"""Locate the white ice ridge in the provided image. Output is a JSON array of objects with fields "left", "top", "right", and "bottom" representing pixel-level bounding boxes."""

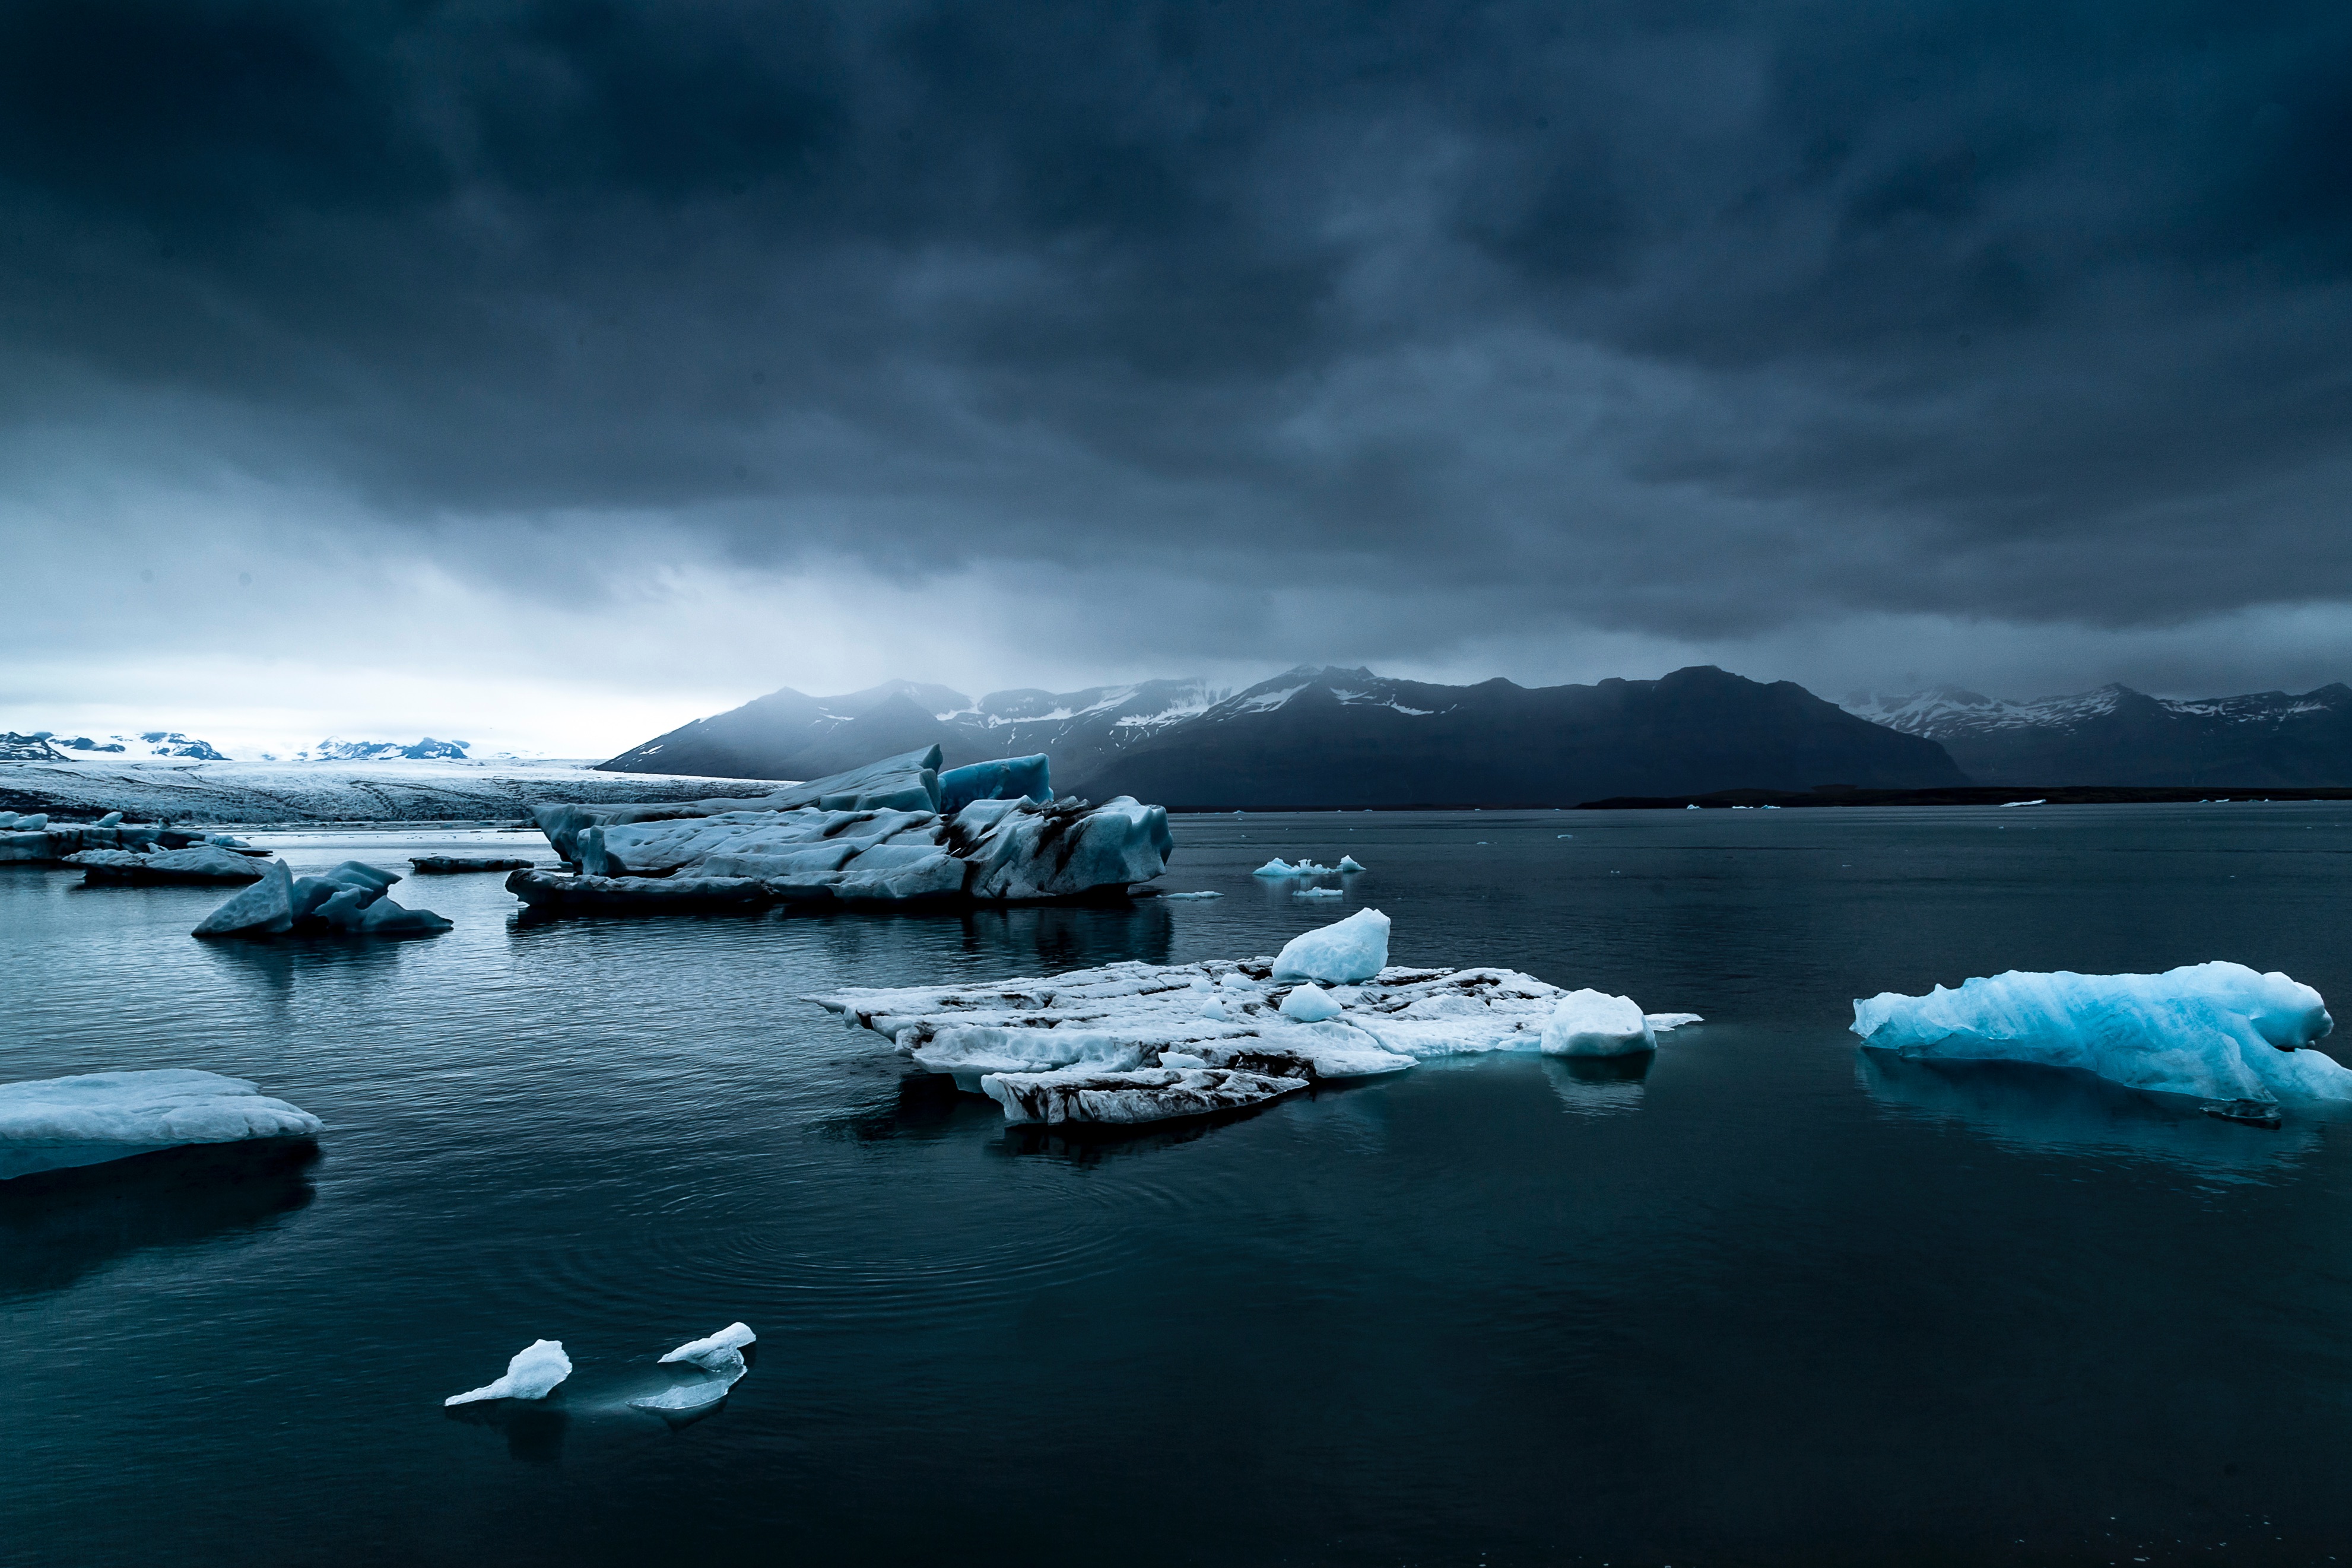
[
  {"left": 446, "top": 1340, "right": 572, "bottom": 1405},
  {"left": 806, "top": 913, "right": 1696, "bottom": 1126},
  {"left": 660, "top": 1323, "right": 756, "bottom": 1366},
  {"left": 1252, "top": 858, "right": 1337, "bottom": 877},
  {"left": 193, "top": 859, "right": 453, "bottom": 939},
  {"left": 513, "top": 745, "right": 1173, "bottom": 910},
  {"left": 1852, "top": 961, "right": 2352, "bottom": 1104},
  {"left": 0, "top": 1069, "right": 323, "bottom": 1181}
]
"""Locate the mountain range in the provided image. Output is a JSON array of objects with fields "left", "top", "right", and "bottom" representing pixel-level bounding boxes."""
[
  {"left": 601, "top": 665, "right": 1964, "bottom": 807},
  {"left": 1842, "top": 683, "right": 2352, "bottom": 786}
]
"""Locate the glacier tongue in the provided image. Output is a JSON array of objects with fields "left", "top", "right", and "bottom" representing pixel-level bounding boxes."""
[{"left": 1851, "top": 961, "right": 2350, "bottom": 1103}]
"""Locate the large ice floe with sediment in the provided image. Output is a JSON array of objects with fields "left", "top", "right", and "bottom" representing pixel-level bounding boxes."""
[
  {"left": 509, "top": 746, "right": 1172, "bottom": 912},
  {"left": 808, "top": 909, "right": 1697, "bottom": 1127},
  {"left": 1852, "top": 962, "right": 2352, "bottom": 1105},
  {"left": 0, "top": 1069, "right": 322, "bottom": 1180}
]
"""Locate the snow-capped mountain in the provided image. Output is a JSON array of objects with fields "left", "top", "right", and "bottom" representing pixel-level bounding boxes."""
[
  {"left": 604, "top": 664, "right": 1962, "bottom": 806},
  {"left": 599, "top": 678, "right": 1230, "bottom": 786},
  {"left": 286, "top": 737, "right": 472, "bottom": 762},
  {"left": 15, "top": 730, "right": 234, "bottom": 761},
  {"left": 1842, "top": 683, "right": 2352, "bottom": 785}
]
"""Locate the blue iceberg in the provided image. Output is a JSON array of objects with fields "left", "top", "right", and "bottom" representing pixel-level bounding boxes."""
[
  {"left": 937, "top": 753, "right": 1050, "bottom": 814},
  {"left": 1852, "top": 961, "right": 2352, "bottom": 1104}
]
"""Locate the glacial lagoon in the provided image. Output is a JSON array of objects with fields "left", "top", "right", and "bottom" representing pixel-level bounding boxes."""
[{"left": 7, "top": 805, "right": 2352, "bottom": 1565}]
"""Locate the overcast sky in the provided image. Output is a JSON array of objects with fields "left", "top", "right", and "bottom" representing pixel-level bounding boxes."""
[{"left": 6, "top": 1, "right": 2351, "bottom": 757}]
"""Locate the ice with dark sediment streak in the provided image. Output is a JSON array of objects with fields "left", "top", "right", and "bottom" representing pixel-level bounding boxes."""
[
  {"left": 0, "top": 1069, "right": 322, "bottom": 1180},
  {"left": 445, "top": 1340, "right": 572, "bottom": 1405},
  {"left": 514, "top": 746, "right": 1173, "bottom": 910},
  {"left": 808, "top": 912, "right": 1697, "bottom": 1126},
  {"left": 1851, "top": 961, "right": 2351, "bottom": 1104}
]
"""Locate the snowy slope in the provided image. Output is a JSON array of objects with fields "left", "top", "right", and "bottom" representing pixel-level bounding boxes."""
[
  {"left": 0, "top": 757, "right": 791, "bottom": 825},
  {"left": 601, "top": 677, "right": 1229, "bottom": 785},
  {"left": 1842, "top": 683, "right": 2352, "bottom": 785}
]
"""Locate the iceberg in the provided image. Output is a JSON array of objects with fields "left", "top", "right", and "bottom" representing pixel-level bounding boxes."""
[
  {"left": 1272, "top": 907, "right": 1391, "bottom": 983},
  {"left": 445, "top": 1340, "right": 572, "bottom": 1405},
  {"left": 808, "top": 912, "right": 1691, "bottom": 1128},
  {"left": 1337, "top": 855, "right": 1366, "bottom": 872},
  {"left": 512, "top": 748, "right": 1172, "bottom": 913},
  {"left": 1539, "top": 990, "right": 1656, "bottom": 1056},
  {"left": 1253, "top": 858, "right": 1337, "bottom": 878},
  {"left": 68, "top": 845, "right": 266, "bottom": 884},
  {"left": 195, "top": 859, "right": 452, "bottom": 939},
  {"left": 0, "top": 1069, "right": 321, "bottom": 1180},
  {"left": 1851, "top": 962, "right": 2352, "bottom": 1104}
]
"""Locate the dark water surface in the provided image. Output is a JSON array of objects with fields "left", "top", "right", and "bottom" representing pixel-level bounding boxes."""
[{"left": 6, "top": 807, "right": 2352, "bottom": 1566}]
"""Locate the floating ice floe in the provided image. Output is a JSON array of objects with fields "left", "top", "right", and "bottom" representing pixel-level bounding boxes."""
[
  {"left": 1296, "top": 886, "right": 1345, "bottom": 898},
  {"left": 410, "top": 855, "right": 534, "bottom": 874},
  {"left": 509, "top": 746, "right": 1172, "bottom": 913},
  {"left": 1852, "top": 962, "right": 2352, "bottom": 1106},
  {"left": 0, "top": 1068, "right": 321, "bottom": 1180},
  {"left": 66, "top": 845, "right": 266, "bottom": 884},
  {"left": 634, "top": 1322, "right": 757, "bottom": 1412},
  {"left": 193, "top": 859, "right": 453, "bottom": 938},
  {"left": 446, "top": 1340, "right": 572, "bottom": 1405},
  {"left": 1252, "top": 858, "right": 1338, "bottom": 878},
  {"left": 1159, "top": 891, "right": 1223, "bottom": 900},
  {"left": 1337, "top": 855, "right": 1366, "bottom": 872},
  {"left": 807, "top": 911, "right": 1697, "bottom": 1128}
]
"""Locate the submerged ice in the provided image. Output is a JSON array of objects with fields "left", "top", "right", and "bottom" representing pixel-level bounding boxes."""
[
  {"left": 1852, "top": 961, "right": 2352, "bottom": 1104},
  {"left": 0, "top": 1068, "right": 322, "bottom": 1180},
  {"left": 808, "top": 911, "right": 1695, "bottom": 1128}
]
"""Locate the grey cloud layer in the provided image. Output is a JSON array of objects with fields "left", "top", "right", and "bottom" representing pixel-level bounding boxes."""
[{"left": 5, "top": 0, "right": 2351, "bottom": 660}]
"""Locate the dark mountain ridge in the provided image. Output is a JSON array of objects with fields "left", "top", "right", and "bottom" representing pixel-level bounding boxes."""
[
  {"left": 1843, "top": 682, "right": 2352, "bottom": 786},
  {"left": 603, "top": 664, "right": 1964, "bottom": 807}
]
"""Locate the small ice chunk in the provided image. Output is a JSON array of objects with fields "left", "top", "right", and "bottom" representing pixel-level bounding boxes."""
[
  {"left": 659, "top": 1322, "right": 757, "bottom": 1367},
  {"left": 1252, "top": 858, "right": 1297, "bottom": 877},
  {"left": 1160, "top": 891, "right": 1223, "bottom": 899},
  {"left": 1272, "top": 907, "right": 1391, "bottom": 983},
  {"left": 1280, "top": 982, "right": 1342, "bottom": 1022},
  {"left": 97, "top": 811, "right": 123, "bottom": 827},
  {"left": 1540, "top": 990, "right": 1657, "bottom": 1056},
  {"left": 1645, "top": 1012, "right": 1704, "bottom": 1030},
  {"left": 1337, "top": 855, "right": 1366, "bottom": 872},
  {"left": 445, "top": 1340, "right": 571, "bottom": 1405},
  {"left": 1296, "top": 886, "right": 1344, "bottom": 899}
]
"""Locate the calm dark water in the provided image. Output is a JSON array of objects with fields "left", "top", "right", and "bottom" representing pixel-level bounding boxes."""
[{"left": 6, "top": 807, "right": 2352, "bottom": 1567}]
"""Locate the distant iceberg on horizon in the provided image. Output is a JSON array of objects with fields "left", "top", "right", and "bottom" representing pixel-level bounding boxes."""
[{"left": 509, "top": 746, "right": 1173, "bottom": 912}]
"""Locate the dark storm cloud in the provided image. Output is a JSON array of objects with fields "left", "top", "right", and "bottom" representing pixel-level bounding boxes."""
[{"left": 5, "top": 0, "right": 2352, "bottom": 652}]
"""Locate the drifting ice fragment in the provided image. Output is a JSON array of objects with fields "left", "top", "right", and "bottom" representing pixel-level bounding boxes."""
[
  {"left": 1645, "top": 1012, "right": 1705, "bottom": 1030},
  {"left": 1272, "top": 908, "right": 1391, "bottom": 983},
  {"left": 1337, "top": 855, "right": 1366, "bottom": 872},
  {"left": 445, "top": 1340, "right": 572, "bottom": 1405},
  {"left": 1540, "top": 991, "right": 1656, "bottom": 1056},
  {"left": 69, "top": 845, "right": 264, "bottom": 884},
  {"left": 660, "top": 1322, "right": 757, "bottom": 1366},
  {"left": 199, "top": 859, "right": 449, "bottom": 938},
  {"left": 192, "top": 860, "right": 296, "bottom": 937},
  {"left": 1852, "top": 961, "right": 2352, "bottom": 1104},
  {"left": 0, "top": 1068, "right": 322, "bottom": 1180},
  {"left": 1296, "top": 887, "right": 1344, "bottom": 899},
  {"left": 1160, "top": 891, "right": 1223, "bottom": 899}
]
